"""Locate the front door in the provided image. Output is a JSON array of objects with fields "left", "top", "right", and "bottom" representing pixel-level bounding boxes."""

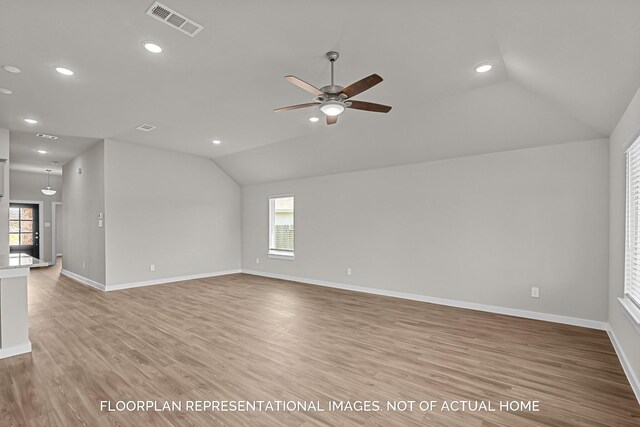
[{"left": 9, "top": 203, "right": 40, "bottom": 258}]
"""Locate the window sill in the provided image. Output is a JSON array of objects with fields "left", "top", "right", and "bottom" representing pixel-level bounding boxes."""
[
  {"left": 268, "top": 251, "right": 295, "bottom": 261},
  {"left": 618, "top": 297, "right": 640, "bottom": 331}
]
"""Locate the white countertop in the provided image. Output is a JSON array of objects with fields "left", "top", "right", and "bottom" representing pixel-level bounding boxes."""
[{"left": 0, "top": 254, "right": 49, "bottom": 270}]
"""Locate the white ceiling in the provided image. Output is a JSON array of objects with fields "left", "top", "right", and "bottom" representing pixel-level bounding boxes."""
[
  {"left": 9, "top": 131, "right": 100, "bottom": 176},
  {"left": 1, "top": 0, "right": 638, "bottom": 184}
]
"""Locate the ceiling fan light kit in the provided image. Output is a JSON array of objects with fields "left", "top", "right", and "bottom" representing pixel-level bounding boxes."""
[
  {"left": 320, "top": 101, "right": 345, "bottom": 117},
  {"left": 275, "top": 51, "right": 392, "bottom": 125}
]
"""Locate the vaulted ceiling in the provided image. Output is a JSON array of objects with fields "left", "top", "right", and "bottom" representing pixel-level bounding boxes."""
[{"left": 1, "top": 0, "right": 638, "bottom": 184}]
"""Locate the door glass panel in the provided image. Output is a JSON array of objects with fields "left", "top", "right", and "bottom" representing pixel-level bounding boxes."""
[
  {"left": 21, "top": 208, "right": 33, "bottom": 220},
  {"left": 8, "top": 204, "right": 38, "bottom": 256}
]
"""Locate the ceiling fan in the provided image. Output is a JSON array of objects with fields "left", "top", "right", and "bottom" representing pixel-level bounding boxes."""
[{"left": 274, "top": 51, "right": 391, "bottom": 125}]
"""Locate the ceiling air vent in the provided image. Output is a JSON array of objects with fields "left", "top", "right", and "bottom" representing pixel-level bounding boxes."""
[
  {"left": 136, "top": 124, "right": 156, "bottom": 132},
  {"left": 36, "top": 133, "right": 59, "bottom": 140},
  {"left": 146, "top": 2, "right": 203, "bottom": 37}
]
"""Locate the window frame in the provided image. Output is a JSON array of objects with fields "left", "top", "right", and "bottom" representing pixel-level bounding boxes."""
[
  {"left": 268, "top": 194, "right": 295, "bottom": 260},
  {"left": 623, "top": 134, "right": 640, "bottom": 327}
]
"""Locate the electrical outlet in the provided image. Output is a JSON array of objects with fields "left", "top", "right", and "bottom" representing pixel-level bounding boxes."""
[
  {"left": 346, "top": 267, "right": 352, "bottom": 276},
  {"left": 256, "top": 257, "right": 260, "bottom": 264},
  {"left": 82, "top": 261, "right": 86, "bottom": 269},
  {"left": 531, "top": 287, "right": 540, "bottom": 298},
  {"left": 150, "top": 264, "right": 156, "bottom": 272}
]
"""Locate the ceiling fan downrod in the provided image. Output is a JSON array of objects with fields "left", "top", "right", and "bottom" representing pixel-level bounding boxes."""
[{"left": 325, "top": 51, "right": 340, "bottom": 93}]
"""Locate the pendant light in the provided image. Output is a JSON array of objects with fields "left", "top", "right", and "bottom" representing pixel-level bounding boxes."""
[{"left": 41, "top": 169, "right": 56, "bottom": 196}]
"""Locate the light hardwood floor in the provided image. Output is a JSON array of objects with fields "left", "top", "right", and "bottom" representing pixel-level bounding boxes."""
[{"left": 0, "top": 261, "right": 638, "bottom": 426}]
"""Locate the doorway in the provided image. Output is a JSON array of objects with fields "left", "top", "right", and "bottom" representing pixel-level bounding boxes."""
[{"left": 9, "top": 203, "right": 40, "bottom": 258}]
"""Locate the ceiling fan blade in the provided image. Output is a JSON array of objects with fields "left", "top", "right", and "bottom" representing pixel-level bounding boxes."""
[
  {"left": 348, "top": 100, "right": 392, "bottom": 113},
  {"left": 326, "top": 115, "right": 338, "bottom": 125},
  {"left": 274, "top": 103, "right": 319, "bottom": 112},
  {"left": 341, "top": 74, "right": 383, "bottom": 98},
  {"left": 284, "top": 75, "right": 324, "bottom": 96}
]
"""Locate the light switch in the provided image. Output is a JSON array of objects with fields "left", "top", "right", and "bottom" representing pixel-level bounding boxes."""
[{"left": 44, "top": 222, "right": 51, "bottom": 227}]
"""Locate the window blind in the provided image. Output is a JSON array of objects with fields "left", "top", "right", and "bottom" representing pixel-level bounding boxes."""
[{"left": 625, "top": 136, "right": 640, "bottom": 308}]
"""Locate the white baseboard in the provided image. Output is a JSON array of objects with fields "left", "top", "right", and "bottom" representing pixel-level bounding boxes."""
[
  {"left": 607, "top": 326, "right": 640, "bottom": 405},
  {"left": 105, "top": 269, "right": 241, "bottom": 291},
  {"left": 61, "top": 268, "right": 241, "bottom": 292},
  {"left": 60, "top": 269, "right": 106, "bottom": 291},
  {"left": 241, "top": 270, "right": 608, "bottom": 330},
  {"left": 0, "top": 341, "right": 32, "bottom": 359}
]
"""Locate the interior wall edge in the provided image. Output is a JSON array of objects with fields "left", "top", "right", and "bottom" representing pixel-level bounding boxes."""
[
  {"left": 241, "top": 269, "right": 607, "bottom": 330},
  {"left": 60, "top": 269, "right": 106, "bottom": 292},
  {"left": 607, "top": 325, "right": 640, "bottom": 404},
  {"left": 104, "top": 269, "right": 242, "bottom": 292},
  {"left": 0, "top": 342, "right": 32, "bottom": 359}
]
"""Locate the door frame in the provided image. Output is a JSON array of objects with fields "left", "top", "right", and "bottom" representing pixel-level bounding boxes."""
[
  {"left": 10, "top": 200, "right": 44, "bottom": 262},
  {"left": 51, "top": 201, "right": 62, "bottom": 264}
]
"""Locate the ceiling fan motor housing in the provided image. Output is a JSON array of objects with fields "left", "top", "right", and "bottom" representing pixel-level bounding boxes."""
[{"left": 320, "top": 85, "right": 344, "bottom": 95}]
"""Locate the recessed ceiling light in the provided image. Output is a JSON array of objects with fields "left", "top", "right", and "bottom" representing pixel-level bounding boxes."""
[
  {"left": 55, "top": 67, "right": 74, "bottom": 76},
  {"left": 0, "top": 87, "right": 12, "bottom": 95},
  {"left": 37, "top": 150, "right": 47, "bottom": 154},
  {"left": 24, "top": 118, "right": 38, "bottom": 124},
  {"left": 2, "top": 65, "right": 21, "bottom": 74},
  {"left": 143, "top": 42, "right": 163, "bottom": 53},
  {"left": 475, "top": 63, "right": 493, "bottom": 73},
  {"left": 308, "top": 117, "right": 320, "bottom": 123},
  {"left": 212, "top": 140, "right": 221, "bottom": 145}
]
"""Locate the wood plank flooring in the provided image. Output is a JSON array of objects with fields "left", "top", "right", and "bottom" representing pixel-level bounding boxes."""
[{"left": 0, "top": 261, "right": 638, "bottom": 426}]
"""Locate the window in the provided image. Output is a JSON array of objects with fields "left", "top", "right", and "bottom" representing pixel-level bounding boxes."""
[
  {"left": 269, "top": 195, "right": 294, "bottom": 259},
  {"left": 624, "top": 135, "right": 640, "bottom": 317},
  {"left": 9, "top": 206, "right": 34, "bottom": 247}
]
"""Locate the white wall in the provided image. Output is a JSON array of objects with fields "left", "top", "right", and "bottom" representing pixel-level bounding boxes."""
[
  {"left": 609, "top": 87, "right": 640, "bottom": 388},
  {"left": 103, "top": 139, "right": 241, "bottom": 286},
  {"left": 62, "top": 142, "right": 106, "bottom": 285},
  {"left": 243, "top": 139, "right": 609, "bottom": 322},
  {"left": 9, "top": 170, "right": 62, "bottom": 262},
  {"left": 0, "top": 129, "right": 9, "bottom": 257}
]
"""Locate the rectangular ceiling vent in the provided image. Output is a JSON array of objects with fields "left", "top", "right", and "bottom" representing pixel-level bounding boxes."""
[
  {"left": 146, "top": 2, "right": 203, "bottom": 37},
  {"left": 136, "top": 124, "right": 156, "bottom": 132},
  {"left": 36, "top": 133, "right": 59, "bottom": 140}
]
